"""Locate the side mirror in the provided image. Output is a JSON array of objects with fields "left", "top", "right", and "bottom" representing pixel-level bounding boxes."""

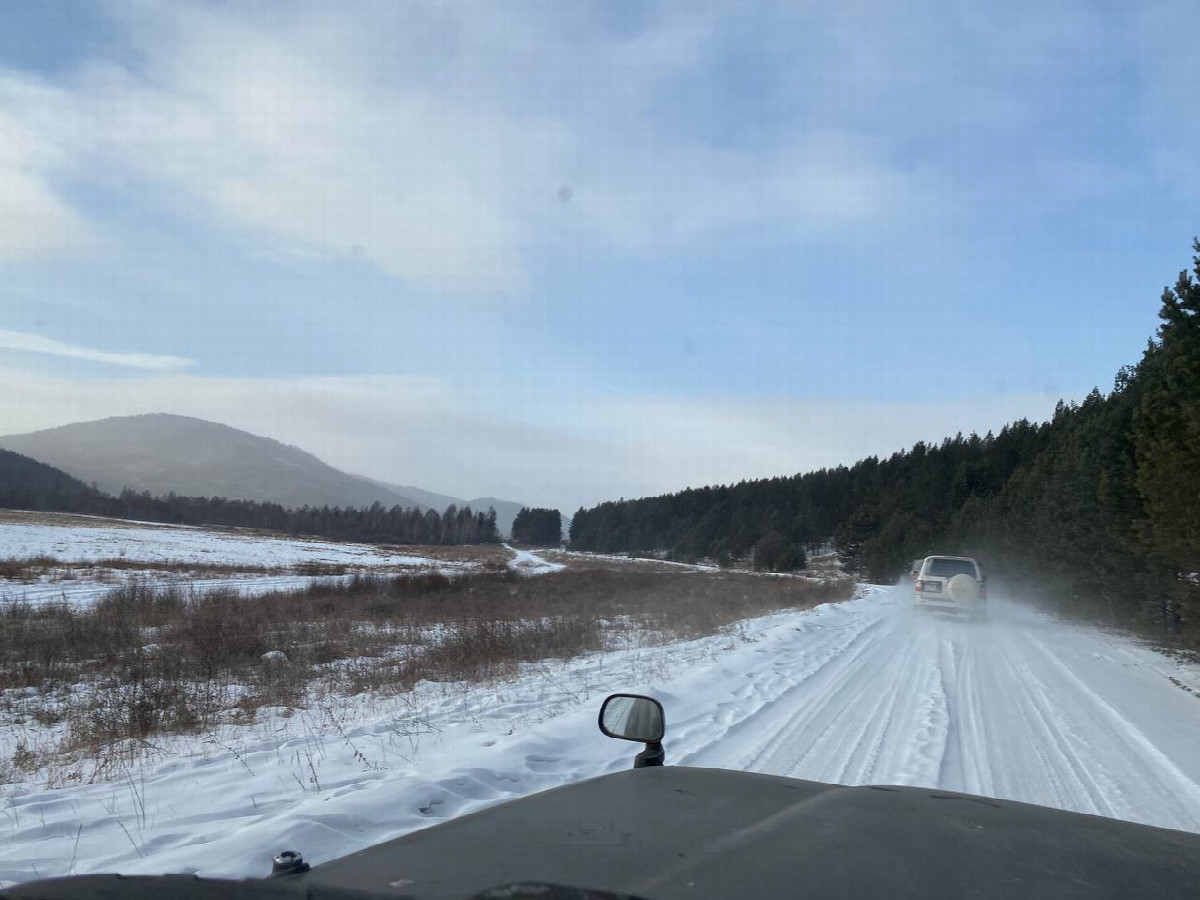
[
  {"left": 600, "top": 693, "right": 665, "bottom": 742},
  {"left": 599, "top": 694, "right": 666, "bottom": 768}
]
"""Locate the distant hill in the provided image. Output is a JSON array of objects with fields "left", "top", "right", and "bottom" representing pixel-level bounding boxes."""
[
  {"left": 0, "top": 414, "right": 420, "bottom": 511},
  {"left": 0, "top": 447, "right": 93, "bottom": 506},
  {"left": 363, "top": 478, "right": 526, "bottom": 538}
]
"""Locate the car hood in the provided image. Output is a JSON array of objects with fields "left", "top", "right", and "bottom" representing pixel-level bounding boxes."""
[{"left": 300, "top": 766, "right": 1200, "bottom": 899}]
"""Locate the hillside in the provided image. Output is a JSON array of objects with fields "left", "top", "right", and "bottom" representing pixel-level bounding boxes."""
[
  {"left": 0, "top": 447, "right": 93, "bottom": 508},
  {"left": 0, "top": 414, "right": 420, "bottom": 510}
]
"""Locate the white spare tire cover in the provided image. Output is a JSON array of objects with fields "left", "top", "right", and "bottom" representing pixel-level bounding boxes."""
[{"left": 947, "top": 573, "right": 980, "bottom": 604}]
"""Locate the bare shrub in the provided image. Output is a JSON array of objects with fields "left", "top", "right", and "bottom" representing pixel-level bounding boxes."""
[
  {"left": 2, "top": 565, "right": 853, "bottom": 765},
  {"left": 0, "top": 555, "right": 60, "bottom": 580},
  {"left": 295, "top": 560, "right": 348, "bottom": 577},
  {"left": 1, "top": 555, "right": 284, "bottom": 579}
]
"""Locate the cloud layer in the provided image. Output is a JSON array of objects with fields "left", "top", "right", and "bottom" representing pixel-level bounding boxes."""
[{"left": 0, "top": 2, "right": 951, "bottom": 293}]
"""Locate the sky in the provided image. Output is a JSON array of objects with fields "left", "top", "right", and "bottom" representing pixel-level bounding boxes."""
[{"left": 0, "top": 0, "right": 1196, "bottom": 512}]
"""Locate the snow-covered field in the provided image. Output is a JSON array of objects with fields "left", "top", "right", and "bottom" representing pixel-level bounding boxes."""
[
  {"left": 0, "top": 514, "right": 481, "bottom": 607},
  {"left": 0, "top": 518, "right": 440, "bottom": 567},
  {"left": 4, "top": 583, "right": 1200, "bottom": 887}
]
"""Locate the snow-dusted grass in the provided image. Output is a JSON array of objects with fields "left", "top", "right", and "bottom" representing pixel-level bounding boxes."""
[
  {"left": 0, "top": 517, "right": 436, "bottom": 568},
  {"left": 4, "top": 583, "right": 1200, "bottom": 888},
  {"left": 0, "top": 511, "right": 504, "bottom": 609},
  {"left": 0, "top": 559, "right": 852, "bottom": 789}
]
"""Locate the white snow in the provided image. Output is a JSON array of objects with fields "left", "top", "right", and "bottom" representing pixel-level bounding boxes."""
[
  {"left": 0, "top": 573, "right": 352, "bottom": 607},
  {"left": 0, "top": 517, "right": 476, "bottom": 607},
  {"left": 0, "top": 520, "right": 443, "bottom": 568},
  {"left": 3, "top": 583, "right": 1200, "bottom": 887}
]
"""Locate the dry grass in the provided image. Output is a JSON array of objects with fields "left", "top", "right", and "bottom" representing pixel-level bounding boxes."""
[
  {"left": 0, "top": 556, "right": 291, "bottom": 583},
  {"left": 0, "top": 555, "right": 62, "bottom": 580},
  {"left": 0, "top": 547, "right": 506, "bottom": 585},
  {"left": 1, "top": 565, "right": 853, "bottom": 776}
]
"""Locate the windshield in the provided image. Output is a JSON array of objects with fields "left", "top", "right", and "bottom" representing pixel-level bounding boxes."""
[
  {"left": 1, "top": 2, "right": 1198, "bottom": 891},
  {"left": 925, "top": 559, "right": 979, "bottom": 579}
]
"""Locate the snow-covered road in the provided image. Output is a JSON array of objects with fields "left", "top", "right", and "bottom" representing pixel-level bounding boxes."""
[
  {"left": 4, "top": 583, "right": 1200, "bottom": 885},
  {"left": 676, "top": 585, "right": 1200, "bottom": 830}
]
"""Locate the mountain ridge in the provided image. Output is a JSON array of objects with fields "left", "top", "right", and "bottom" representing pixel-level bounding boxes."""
[
  {"left": 0, "top": 415, "right": 521, "bottom": 520},
  {"left": 360, "top": 477, "right": 525, "bottom": 538}
]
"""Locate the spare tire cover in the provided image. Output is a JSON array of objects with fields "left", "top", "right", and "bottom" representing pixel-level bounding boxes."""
[{"left": 947, "top": 573, "right": 980, "bottom": 604}]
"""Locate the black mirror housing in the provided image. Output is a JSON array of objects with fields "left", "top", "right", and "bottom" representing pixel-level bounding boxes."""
[{"left": 599, "top": 694, "right": 667, "bottom": 769}]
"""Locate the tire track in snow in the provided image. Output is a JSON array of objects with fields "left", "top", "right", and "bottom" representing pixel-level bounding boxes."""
[
  {"left": 993, "top": 637, "right": 1121, "bottom": 817},
  {"left": 1020, "top": 632, "right": 1200, "bottom": 826},
  {"left": 679, "top": 585, "right": 1200, "bottom": 834},
  {"left": 673, "top": 597, "right": 896, "bottom": 771},
  {"left": 682, "top": 591, "right": 952, "bottom": 789}
]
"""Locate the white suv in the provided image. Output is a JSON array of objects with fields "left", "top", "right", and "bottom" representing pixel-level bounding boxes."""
[{"left": 914, "top": 555, "right": 987, "bottom": 618}]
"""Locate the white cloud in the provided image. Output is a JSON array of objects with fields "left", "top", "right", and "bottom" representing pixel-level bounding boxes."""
[
  {"left": 0, "top": 109, "right": 90, "bottom": 262},
  {"left": 0, "top": 2, "right": 942, "bottom": 293},
  {"left": 0, "top": 368, "right": 1067, "bottom": 512},
  {"left": 0, "top": 330, "right": 193, "bottom": 370}
]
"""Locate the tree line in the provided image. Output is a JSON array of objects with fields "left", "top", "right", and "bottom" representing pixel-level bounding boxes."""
[
  {"left": 570, "top": 241, "right": 1200, "bottom": 647},
  {"left": 0, "top": 452, "right": 500, "bottom": 545},
  {"left": 511, "top": 507, "right": 563, "bottom": 545}
]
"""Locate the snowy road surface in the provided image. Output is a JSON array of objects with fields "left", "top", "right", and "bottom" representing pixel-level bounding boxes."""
[
  {"left": 4, "top": 584, "right": 1200, "bottom": 885},
  {"left": 678, "top": 587, "right": 1200, "bottom": 827}
]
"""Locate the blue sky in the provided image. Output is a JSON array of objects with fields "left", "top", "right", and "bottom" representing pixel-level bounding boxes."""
[{"left": 1, "top": 1, "right": 1196, "bottom": 511}]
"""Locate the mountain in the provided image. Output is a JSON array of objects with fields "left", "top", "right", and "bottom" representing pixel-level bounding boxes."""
[
  {"left": 0, "top": 415, "right": 420, "bottom": 511},
  {"left": 363, "top": 478, "right": 526, "bottom": 538},
  {"left": 357, "top": 481, "right": 460, "bottom": 512}
]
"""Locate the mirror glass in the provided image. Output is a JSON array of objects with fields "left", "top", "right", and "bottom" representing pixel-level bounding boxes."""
[{"left": 600, "top": 694, "right": 664, "bottom": 743}]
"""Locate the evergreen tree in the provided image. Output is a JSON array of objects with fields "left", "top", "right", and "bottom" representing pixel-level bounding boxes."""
[
  {"left": 512, "top": 507, "right": 563, "bottom": 545},
  {"left": 1132, "top": 241, "right": 1200, "bottom": 639},
  {"left": 566, "top": 241, "right": 1200, "bottom": 648}
]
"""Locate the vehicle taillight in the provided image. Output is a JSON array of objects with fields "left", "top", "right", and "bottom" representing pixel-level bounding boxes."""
[
  {"left": 915, "top": 580, "right": 923, "bottom": 591},
  {"left": 980, "top": 582, "right": 988, "bottom": 600}
]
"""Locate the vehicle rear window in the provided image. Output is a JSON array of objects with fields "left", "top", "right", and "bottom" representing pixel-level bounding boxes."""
[{"left": 926, "top": 558, "right": 978, "bottom": 578}]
